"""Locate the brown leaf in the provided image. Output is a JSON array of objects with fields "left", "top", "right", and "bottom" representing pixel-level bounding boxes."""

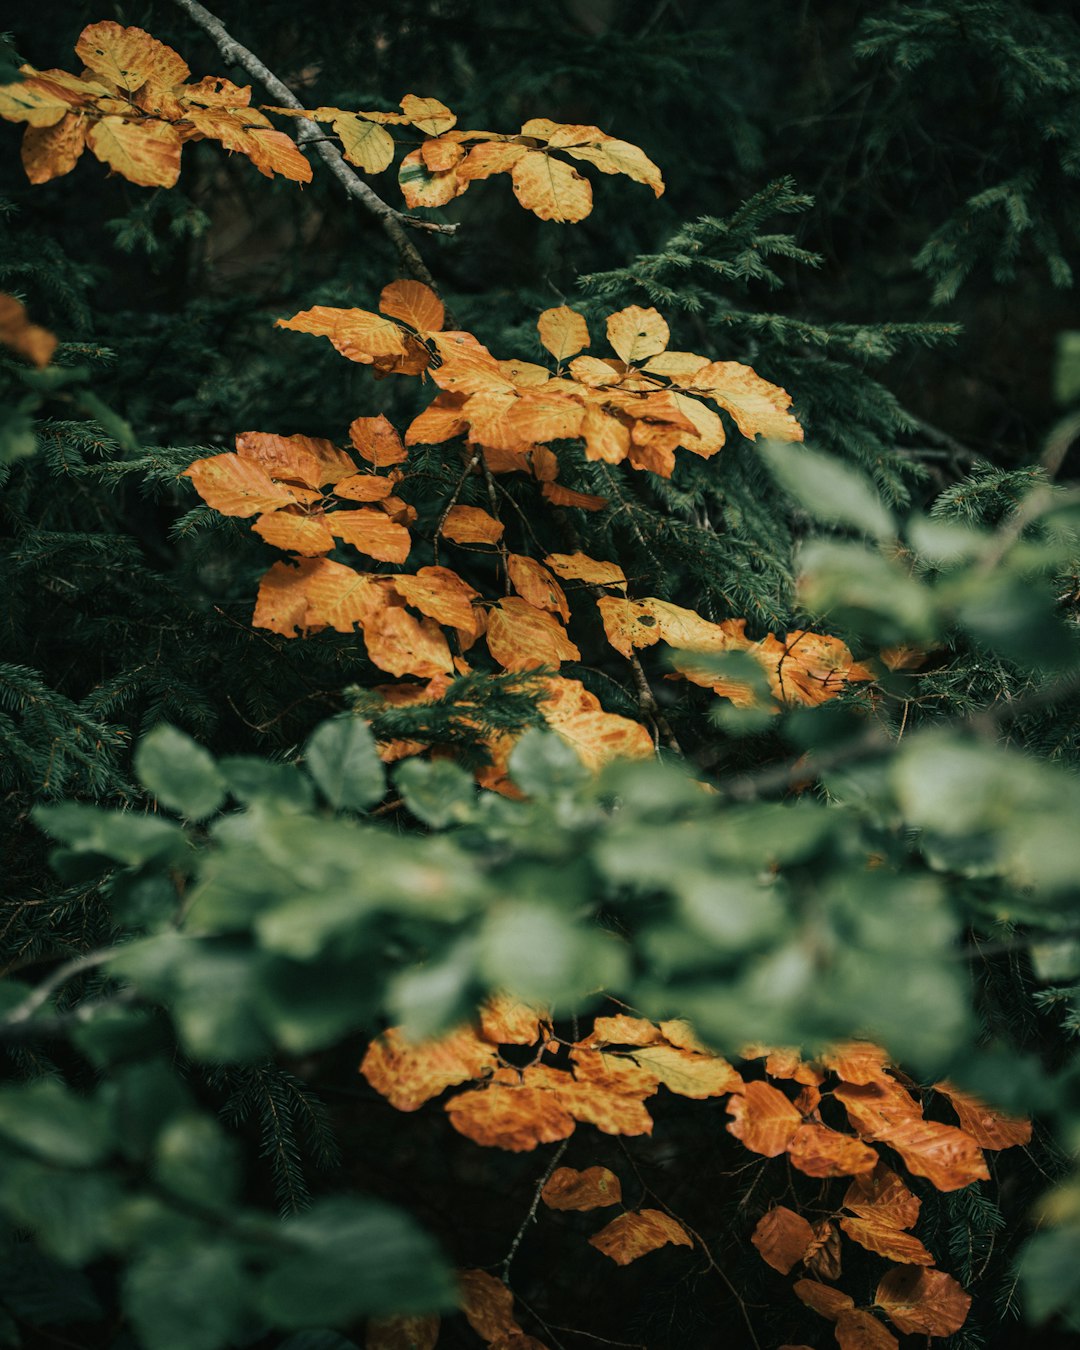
[
  {"left": 537, "top": 305, "right": 590, "bottom": 362},
  {"left": 380, "top": 279, "right": 445, "bottom": 334},
  {"left": 840, "top": 1216, "right": 934, "bottom": 1265},
  {"left": 458, "top": 1269, "right": 520, "bottom": 1342},
  {"left": 726, "top": 1080, "right": 801, "bottom": 1157},
  {"left": 833, "top": 1079, "right": 923, "bottom": 1141},
  {"left": 875, "top": 1266, "right": 971, "bottom": 1336},
  {"left": 843, "top": 1164, "right": 922, "bottom": 1230},
  {"left": 487, "top": 598, "right": 580, "bottom": 671},
  {"left": 540, "top": 481, "right": 608, "bottom": 511},
  {"left": 793, "top": 1279, "right": 856, "bottom": 1322},
  {"left": 751, "top": 1206, "right": 815, "bottom": 1275},
  {"left": 541, "top": 1165, "right": 622, "bottom": 1211},
  {"left": 21, "top": 113, "right": 87, "bottom": 184},
  {"left": 804, "top": 1220, "right": 843, "bottom": 1281},
  {"left": 446, "top": 1082, "right": 576, "bottom": 1151},
  {"left": 87, "top": 117, "right": 181, "bottom": 188},
  {"left": 360, "top": 1026, "right": 496, "bottom": 1111},
  {"left": 588, "top": 1210, "right": 692, "bottom": 1265},
  {"left": 441, "top": 505, "right": 504, "bottom": 545},
  {"left": 606, "top": 306, "right": 670, "bottom": 365},
  {"left": 236, "top": 429, "right": 354, "bottom": 487},
  {"left": 507, "top": 554, "right": 570, "bottom": 621},
  {"left": 877, "top": 1117, "right": 990, "bottom": 1192},
  {"left": 835, "top": 1310, "right": 899, "bottom": 1350},
  {"left": 787, "top": 1123, "right": 878, "bottom": 1178},
  {"left": 933, "top": 1082, "right": 1033, "bottom": 1150},
  {"left": 392, "top": 566, "right": 482, "bottom": 635},
  {"left": 364, "top": 607, "right": 453, "bottom": 679},
  {"left": 0, "top": 293, "right": 57, "bottom": 367},
  {"left": 511, "top": 151, "right": 592, "bottom": 222},
  {"left": 365, "top": 1314, "right": 440, "bottom": 1350},
  {"left": 488, "top": 1337, "right": 550, "bottom": 1350},
  {"left": 252, "top": 509, "right": 335, "bottom": 555},
  {"left": 328, "top": 508, "right": 411, "bottom": 564},
  {"left": 348, "top": 414, "right": 410, "bottom": 465},
  {"left": 334, "top": 474, "right": 396, "bottom": 503}
]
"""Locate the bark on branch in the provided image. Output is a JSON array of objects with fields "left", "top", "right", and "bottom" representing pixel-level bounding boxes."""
[{"left": 171, "top": 0, "right": 453, "bottom": 291}]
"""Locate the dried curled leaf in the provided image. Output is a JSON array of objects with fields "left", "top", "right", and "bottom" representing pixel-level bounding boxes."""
[
  {"left": 459, "top": 1269, "right": 520, "bottom": 1342},
  {"left": 541, "top": 1165, "right": 622, "bottom": 1212},
  {"left": 588, "top": 1209, "right": 693, "bottom": 1265},
  {"left": 751, "top": 1206, "right": 815, "bottom": 1275},
  {"left": 875, "top": 1266, "right": 971, "bottom": 1337}
]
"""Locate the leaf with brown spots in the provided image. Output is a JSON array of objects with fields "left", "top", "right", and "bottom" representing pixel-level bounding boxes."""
[{"left": 541, "top": 1165, "right": 622, "bottom": 1212}]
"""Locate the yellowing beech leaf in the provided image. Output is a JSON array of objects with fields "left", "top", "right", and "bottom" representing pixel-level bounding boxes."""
[
  {"left": 659, "top": 1019, "right": 710, "bottom": 1054},
  {"left": 400, "top": 94, "right": 456, "bottom": 136},
  {"left": 348, "top": 414, "right": 409, "bottom": 466},
  {"left": 446, "top": 1082, "right": 576, "bottom": 1151},
  {"left": 459, "top": 1270, "right": 520, "bottom": 1342},
  {"left": 21, "top": 113, "right": 87, "bottom": 184},
  {"left": 840, "top": 1216, "right": 934, "bottom": 1266},
  {"left": 441, "top": 505, "right": 505, "bottom": 544},
  {"left": 550, "top": 1074, "right": 654, "bottom": 1138},
  {"left": 538, "top": 305, "right": 590, "bottom": 362},
  {"left": 0, "top": 294, "right": 57, "bottom": 367},
  {"left": 835, "top": 1310, "right": 899, "bottom": 1350},
  {"left": 933, "top": 1082, "right": 1033, "bottom": 1150},
  {"left": 794, "top": 1279, "right": 855, "bottom": 1322},
  {"left": 327, "top": 508, "right": 410, "bottom": 563},
  {"left": 392, "top": 567, "right": 482, "bottom": 634},
  {"left": 643, "top": 351, "right": 710, "bottom": 380},
  {"left": 786, "top": 1123, "right": 878, "bottom": 1178},
  {"left": 759, "top": 631, "right": 874, "bottom": 707},
  {"left": 579, "top": 404, "right": 631, "bottom": 465},
  {"left": 87, "top": 117, "right": 181, "bottom": 188},
  {"left": 875, "top": 1117, "right": 989, "bottom": 1192},
  {"left": 252, "top": 557, "right": 387, "bottom": 636},
  {"left": 364, "top": 607, "right": 453, "bottom": 679},
  {"left": 511, "top": 151, "right": 592, "bottom": 222},
  {"left": 398, "top": 147, "right": 467, "bottom": 208},
  {"left": 360, "top": 1026, "right": 497, "bottom": 1112},
  {"left": 875, "top": 1267, "right": 972, "bottom": 1337},
  {"left": 365, "top": 1314, "right": 440, "bottom": 1350},
  {"left": 487, "top": 598, "right": 581, "bottom": 671},
  {"left": 236, "top": 429, "right": 354, "bottom": 486},
  {"left": 379, "top": 279, "right": 444, "bottom": 334},
  {"left": 687, "top": 360, "right": 803, "bottom": 442},
  {"left": 843, "top": 1164, "right": 921, "bottom": 1230},
  {"left": 405, "top": 395, "right": 468, "bottom": 446},
  {"left": 588, "top": 1210, "right": 692, "bottom": 1266},
  {"left": 252, "top": 510, "right": 334, "bottom": 555},
  {"left": 670, "top": 392, "right": 726, "bottom": 458},
  {"left": 606, "top": 306, "right": 670, "bottom": 365},
  {"left": 561, "top": 137, "right": 664, "bottom": 196},
  {"left": 630, "top": 1044, "right": 743, "bottom": 1099},
  {"left": 458, "top": 139, "right": 529, "bottom": 181},
  {"left": 544, "top": 551, "right": 626, "bottom": 588},
  {"left": 587, "top": 1015, "right": 663, "bottom": 1046},
  {"left": 726, "top": 1080, "right": 801, "bottom": 1157},
  {"left": 541, "top": 481, "right": 608, "bottom": 511},
  {"left": 751, "top": 1206, "right": 815, "bottom": 1275},
  {"left": 333, "top": 474, "right": 395, "bottom": 502},
  {"left": 541, "top": 1165, "right": 622, "bottom": 1212},
  {"left": 478, "top": 993, "right": 546, "bottom": 1046},
  {"left": 507, "top": 554, "right": 570, "bottom": 621},
  {"left": 421, "top": 135, "right": 466, "bottom": 172},
  {"left": 0, "top": 79, "right": 72, "bottom": 128},
  {"left": 277, "top": 307, "right": 407, "bottom": 364},
  {"left": 539, "top": 677, "right": 654, "bottom": 770},
  {"left": 76, "top": 21, "right": 189, "bottom": 92},
  {"left": 763, "top": 1048, "right": 824, "bottom": 1087},
  {"left": 330, "top": 114, "right": 394, "bottom": 173},
  {"left": 597, "top": 595, "right": 740, "bottom": 661},
  {"left": 184, "top": 454, "right": 304, "bottom": 517}
]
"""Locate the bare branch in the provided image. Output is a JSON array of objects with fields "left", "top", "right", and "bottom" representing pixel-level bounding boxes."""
[{"left": 170, "top": 0, "right": 455, "bottom": 292}]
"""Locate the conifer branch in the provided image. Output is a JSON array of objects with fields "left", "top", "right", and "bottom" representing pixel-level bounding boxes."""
[{"left": 170, "top": 0, "right": 453, "bottom": 293}]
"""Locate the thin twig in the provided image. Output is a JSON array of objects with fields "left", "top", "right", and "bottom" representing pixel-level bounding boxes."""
[
  {"left": 500, "top": 1138, "right": 569, "bottom": 1284},
  {"left": 2, "top": 948, "right": 119, "bottom": 1026},
  {"left": 170, "top": 0, "right": 454, "bottom": 292}
]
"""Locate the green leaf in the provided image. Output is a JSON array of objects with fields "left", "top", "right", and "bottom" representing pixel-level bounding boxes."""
[
  {"left": 153, "top": 1114, "right": 239, "bottom": 1210},
  {"left": 123, "top": 1240, "right": 248, "bottom": 1350},
  {"left": 394, "top": 758, "right": 476, "bottom": 827},
  {"left": 1019, "top": 1225, "right": 1080, "bottom": 1324},
  {"left": 134, "top": 724, "right": 225, "bottom": 821},
  {"left": 0, "top": 1241, "right": 102, "bottom": 1327},
  {"left": 0, "top": 1081, "right": 110, "bottom": 1167},
  {"left": 759, "top": 440, "right": 895, "bottom": 540},
  {"left": 304, "top": 717, "right": 385, "bottom": 811},
  {"left": 219, "top": 756, "right": 314, "bottom": 811},
  {"left": 479, "top": 899, "right": 629, "bottom": 1002},
  {"left": 33, "top": 803, "right": 189, "bottom": 868},
  {"left": 508, "top": 728, "right": 588, "bottom": 796}
]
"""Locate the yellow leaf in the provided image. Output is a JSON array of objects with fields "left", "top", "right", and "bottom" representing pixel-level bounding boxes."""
[
  {"left": 543, "top": 551, "right": 626, "bottom": 588},
  {"left": 252, "top": 557, "right": 388, "bottom": 636},
  {"left": 511, "top": 151, "right": 592, "bottom": 222},
  {"left": 235, "top": 429, "right": 353, "bottom": 487},
  {"left": 19, "top": 111, "right": 85, "bottom": 186},
  {"left": 539, "top": 677, "right": 653, "bottom": 771},
  {"left": 506, "top": 554, "right": 570, "bottom": 620},
  {"left": 561, "top": 137, "right": 664, "bottom": 197},
  {"left": 541, "top": 1165, "right": 622, "bottom": 1212},
  {"left": 327, "top": 112, "right": 394, "bottom": 172},
  {"left": 0, "top": 79, "right": 73, "bottom": 128},
  {"left": 606, "top": 305, "right": 670, "bottom": 364},
  {"left": 0, "top": 294, "right": 57, "bottom": 368},
  {"left": 86, "top": 117, "right": 182, "bottom": 188},
  {"left": 643, "top": 351, "right": 711, "bottom": 380},
  {"left": 537, "top": 305, "right": 590, "bottom": 362},
  {"left": 360, "top": 1026, "right": 497, "bottom": 1111},
  {"left": 399, "top": 94, "right": 456, "bottom": 136},
  {"left": 277, "top": 307, "right": 407, "bottom": 364},
  {"left": 487, "top": 598, "right": 580, "bottom": 670},
  {"left": 441, "top": 505, "right": 504, "bottom": 544},
  {"left": 379, "top": 279, "right": 444, "bottom": 333},
  {"left": 670, "top": 392, "right": 726, "bottom": 458},
  {"left": 630, "top": 1044, "right": 743, "bottom": 1099},
  {"left": 328, "top": 508, "right": 411, "bottom": 564},
  {"left": 252, "top": 509, "right": 334, "bottom": 555},
  {"left": 365, "top": 607, "right": 453, "bottom": 679},
  {"left": 586, "top": 1015, "right": 663, "bottom": 1046},
  {"left": 184, "top": 76, "right": 252, "bottom": 107},
  {"left": 75, "top": 21, "right": 189, "bottom": 92},
  {"left": 184, "top": 453, "right": 305, "bottom": 517},
  {"left": 588, "top": 1210, "right": 693, "bottom": 1265},
  {"left": 405, "top": 394, "right": 468, "bottom": 446},
  {"left": 398, "top": 146, "right": 467, "bottom": 208},
  {"left": 686, "top": 360, "right": 803, "bottom": 442}
]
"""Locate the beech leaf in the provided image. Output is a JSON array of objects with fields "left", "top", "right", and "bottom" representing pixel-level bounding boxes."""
[
  {"left": 751, "top": 1206, "right": 815, "bottom": 1275},
  {"left": 541, "top": 1165, "right": 622, "bottom": 1212},
  {"left": 587, "top": 1209, "right": 692, "bottom": 1265},
  {"left": 305, "top": 717, "right": 386, "bottom": 811}
]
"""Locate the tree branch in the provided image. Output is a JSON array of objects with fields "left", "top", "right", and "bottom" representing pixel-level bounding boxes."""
[{"left": 170, "top": 0, "right": 455, "bottom": 293}]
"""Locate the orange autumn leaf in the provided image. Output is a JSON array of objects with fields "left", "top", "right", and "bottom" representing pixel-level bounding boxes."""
[
  {"left": 87, "top": 116, "right": 182, "bottom": 188},
  {"left": 392, "top": 566, "right": 482, "bottom": 635},
  {"left": 359, "top": 1026, "right": 497, "bottom": 1112},
  {"left": 764, "top": 1048, "right": 824, "bottom": 1087},
  {"left": 683, "top": 360, "right": 803, "bottom": 443},
  {"left": 874, "top": 1117, "right": 989, "bottom": 1192},
  {"left": 0, "top": 293, "right": 57, "bottom": 367},
  {"left": 832, "top": 1079, "right": 923, "bottom": 1140},
  {"left": 751, "top": 1206, "right": 815, "bottom": 1275},
  {"left": 588, "top": 1209, "right": 692, "bottom": 1266},
  {"left": 839, "top": 1216, "right": 934, "bottom": 1266},
  {"left": 398, "top": 146, "right": 469, "bottom": 209},
  {"left": 458, "top": 1269, "right": 520, "bottom": 1343},
  {"left": 236, "top": 429, "right": 355, "bottom": 486},
  {"left": 726, "top": 1080, "right": 801, "bottom": 1157},
  {"left": 75, "top": 21, "right": 189, "bottom": 93},
  {"left": 541, "top": 1165, "right": 622, "bottom": 1212},
  {"left": 277, "top": 306, "right": 408, "bottom": 365},
  {"left": 349, "top": 414, "right": 410, "bottom": 465},
  {"left": 794, "top": 1279, "right": 855, "bottom": 1322},
  {"left": 786, "top": 1123, "right": 878, "bottom": 1179},
  {"left": 511, "top": 151, "right": 592, "bottom": 222},
  {"left": 379, "top": 278, "right": 444, "bottom": 334},
  {"left": 586, "top": 1015, "right": 664, "bottom": 1047},
  {"left": 252, "top": 509, "right": 335, "bottom": 555},
  {"left": 932, "top": 1082, "right": 1033, "bottom": 1150},
  {"left": 21, "top": 113, "right": 88, "bottom": 184},
  {"left": 543, "top": 551, "right": 626, "bottom": 589},
  {"left": 875, "top": 1266, "right": 971, "bottom": 1337},
  {"left": 507, "top": 554, "right": 570, "bottom": 621},
  {"left": 334, "top": 474, "right": 397, "bottom": 502},
  {"left": 445, "top": 1082, "right": 576, "bottom": 1151},
  {"left": 758, "top": 631, "right": 874, "bottom": 707},
  {"left": 537, "top": 305, "right": 590, "bottom": 362},
  {"left": 364, "top": 606, "right": 454, "bottom": 679},
  {"left": 539, "top": 677, "right": 653, "bottom": 770},
  {"left": 488, "top": 1336, "right": 550, "bottom": 1350},
  {"left": 834, "top": 1310, "right": 899, "bottom": 1350},
  {"left": 365, "top": 1314, "right": 440, "bottom": 1350},
  {"left": 486, "top": 598, "right": 581, "bottom": 671},
  {"left": 441, "top": 505, "right": 505, "bottom": 545},
  {"left": 328, "top": 507, "right": 411, "bottom": 563},
  {"left": 478, "top": 993, "right": 547, "bottom": 1046},
  {"left": 184, "top": 453, "right": 308, "bottom": 517},
  {"left": 540, "top": 481, "right": 608, "bottom": 511},
  {"left": 842, "top": 1164, "right": 921, "bottom": 1230}
]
